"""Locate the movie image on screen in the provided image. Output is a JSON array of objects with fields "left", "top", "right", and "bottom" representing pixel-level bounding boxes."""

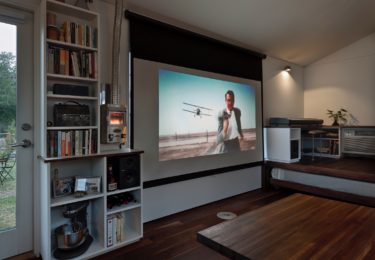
[{"left": 159, "top": 69, "right": 257, "bottom": 161}]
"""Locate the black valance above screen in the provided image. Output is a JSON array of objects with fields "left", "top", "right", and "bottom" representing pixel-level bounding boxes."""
[{"left": 125, "top": 10, "right": 266, "bottom": 81}]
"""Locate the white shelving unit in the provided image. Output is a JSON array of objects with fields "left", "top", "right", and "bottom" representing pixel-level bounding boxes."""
[
  {"left": 39, "top": 150, "right": 143, "bottom": 260},
  {"left": 38, "top": 1, "right": 143, "bottom": 259},
  {"left": 301, "top": 126, "right": 341, "bottom": 158}
]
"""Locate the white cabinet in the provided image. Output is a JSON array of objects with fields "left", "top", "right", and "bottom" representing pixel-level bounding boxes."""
[
  {"left": 39, "top": 150, "right": 143, "bottom": 260},
  {"left": 264, "top": 127, "right": 301, "bottom": 163}
]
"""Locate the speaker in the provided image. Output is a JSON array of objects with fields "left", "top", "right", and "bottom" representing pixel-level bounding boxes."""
[{"left": 115, "top": 155, "right": 140, "bottom": 189}]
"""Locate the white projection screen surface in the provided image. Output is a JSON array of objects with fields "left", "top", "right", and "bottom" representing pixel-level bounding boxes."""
[{"left": 133, "top": 58, "right": 263, "bottom": 181}]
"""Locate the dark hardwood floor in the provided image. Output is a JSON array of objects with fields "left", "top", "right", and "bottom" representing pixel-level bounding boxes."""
[
  {"left": 93, "top": 189, "right": 292, "bottom": 260},
  {"left": 198, "top": 193, "right": 375, "bottom": 259}
]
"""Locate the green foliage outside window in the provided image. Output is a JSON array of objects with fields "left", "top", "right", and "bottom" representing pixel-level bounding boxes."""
[{"left": 0, "top": 51, "right": 16, "bottom": 132}]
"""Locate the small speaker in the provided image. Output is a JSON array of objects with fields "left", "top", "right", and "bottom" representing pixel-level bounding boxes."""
[{"left": 115, "top": 155, "right": 140, "bottom": 189}]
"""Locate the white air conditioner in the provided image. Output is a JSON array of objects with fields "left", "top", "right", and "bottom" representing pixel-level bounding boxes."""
[{"left": 341, "top": 128, "right": 375, "bottom": 156}]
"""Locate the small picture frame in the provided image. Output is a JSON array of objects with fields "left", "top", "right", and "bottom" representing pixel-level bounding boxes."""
[
  {"left": 53, "top": 177, "right": 75, "bottom": 198},
  {"left": 75, "top": 176, "right": 101, "bottom": 194}
]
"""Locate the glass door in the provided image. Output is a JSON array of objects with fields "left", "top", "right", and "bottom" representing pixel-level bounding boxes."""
[{"left": 0, "top": 6, "right": 34, "bottom": 259}]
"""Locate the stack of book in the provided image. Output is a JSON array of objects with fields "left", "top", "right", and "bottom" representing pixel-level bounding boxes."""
[
  {"left": 107, "top": 214, "right": 125, "bottom": 247},
  {"left": 60, "top": 21, "right": 98, "bottom": 48},
  {"left": 47, "top": 47, "right": 97, "bottom": 78},
  {"left": 47, "top": 129, "right": 98, "bottom": 157}
]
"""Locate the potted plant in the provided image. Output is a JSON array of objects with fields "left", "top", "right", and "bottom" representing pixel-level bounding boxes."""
[{"left": 326, "top": 108, "right": 348, "bottom": 126}]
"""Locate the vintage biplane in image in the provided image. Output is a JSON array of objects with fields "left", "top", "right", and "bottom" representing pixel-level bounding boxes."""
[{"left": 182, "top": 102, "right": 212, "bottom": 117}]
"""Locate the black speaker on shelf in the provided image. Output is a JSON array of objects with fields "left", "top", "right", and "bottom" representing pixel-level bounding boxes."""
[{"left": 111, "top": 155, "right": 140, "bottom": 189}]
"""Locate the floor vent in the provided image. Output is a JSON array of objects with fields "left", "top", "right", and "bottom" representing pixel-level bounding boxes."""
[{"left": 217, "top": 211, "right": 237, "bottom": 220}]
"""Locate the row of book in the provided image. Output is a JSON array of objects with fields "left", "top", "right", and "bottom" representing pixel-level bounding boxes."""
[
  {"left": 107, "top": 214, "right": 125, "bottom": 247},
  {"left": 60, "top": 21, "right": 98, "bottom": 48},
  {"left": 47, "top": 47, "right": 97, "bottom": 78},
  {"left": 47, "top": 129, "right": 98, "bottom": 158}
]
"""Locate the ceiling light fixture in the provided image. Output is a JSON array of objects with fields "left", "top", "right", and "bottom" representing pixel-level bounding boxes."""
[{"left": 284, "top": 66, "right": 291, "bottom": 72}]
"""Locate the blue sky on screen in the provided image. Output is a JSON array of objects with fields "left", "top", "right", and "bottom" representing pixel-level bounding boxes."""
[{"left": 159, "top": 69, "right": 256, "bottom": 136}]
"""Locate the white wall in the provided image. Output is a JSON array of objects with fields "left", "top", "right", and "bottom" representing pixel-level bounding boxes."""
[
  {"left": 143, "top": 166, "right": 261, "bottom": 222},
  {"left": 90, "top": 0, "right": 129, "bottom": 106},
  {"left": 262, "top": 57, "right": 304, "bottom": 125},
  {"left": 304, "top": 33, "right": 375, "bottom": 125}
]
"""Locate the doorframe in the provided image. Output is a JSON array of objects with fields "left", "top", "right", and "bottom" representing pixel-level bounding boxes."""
[{"left": 0, "top": 0, "right": 42, "bottom": 257}]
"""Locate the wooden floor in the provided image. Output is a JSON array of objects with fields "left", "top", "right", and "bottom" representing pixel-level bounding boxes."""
[
  {"left": 93, "top": 189, "right": 292, "bottom": 260},
  {"left": 198, "top": 193, "right": 375, "bottom": 259}
]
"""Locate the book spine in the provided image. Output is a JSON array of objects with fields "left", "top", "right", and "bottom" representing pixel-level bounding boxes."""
[
  {"left": 88, "top": 129, "right": 92, "bottom": 154},
  {"left": 59, "top": 49, "right": 66, "bottom": 75},
  {"left": 85, "top": 129, "right": 89, "bottom": 155},
  {"left": 53, "top": 47, "right": 59, "bottom": 74},
  {"left": 65, "top": 49, "right": 69, "bottom": 75},
  {"left": 61, "top": 131, "right": 66, "bottom": 157},
  {"left": 79, "top": 130, "right": 83, "bottom": 155},
  {"left": 107, "top": 217, "right": 113, "bottom": 247},
  {"left": 57, "top": 131, "right": 62, "bottom": 157},
  {"left": 47, "top": 47, "right": 54, "bottom": 74},
  {"left": 75, "top": 130, "right": 80, "bottom": 156},
  {"left": 112, "top": 216, "right": 117, "bottom": 245}
]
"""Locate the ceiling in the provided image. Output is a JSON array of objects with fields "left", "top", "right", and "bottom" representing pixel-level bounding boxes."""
[{"left": 126, "top": 0, "right": 375, "bottom": 66}]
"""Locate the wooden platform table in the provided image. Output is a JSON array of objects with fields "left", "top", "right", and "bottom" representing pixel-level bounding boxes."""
[{"left": 198, "top": 193, "right": 375, "bottom": 259}]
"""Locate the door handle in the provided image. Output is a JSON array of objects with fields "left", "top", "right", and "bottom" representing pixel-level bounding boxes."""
[{"left": 11, "top": 139, "right": 32, "bottom": 148}]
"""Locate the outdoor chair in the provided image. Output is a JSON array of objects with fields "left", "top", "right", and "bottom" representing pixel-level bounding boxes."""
[{"left": 0, "top": 148, "right": 15, "bottom": 185}]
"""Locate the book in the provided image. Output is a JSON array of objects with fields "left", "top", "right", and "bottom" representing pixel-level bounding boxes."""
[
  {"left": 57, "top": 131, "right": 62, "bottom": 157},
  {"left": 112, "top": 215, "right": 118, "bottom": 245},
  {"left": 107, "top": 217, "right": 113, "bottom": 247},
  {"left": 75, "top": 130, "right": 80, "bottom": 156},
  {"left": 59, "top": 49, "right": 66, "bottom": 74},
  {"left": 116, "top": 214, "right": 124, "bottom": 242},
  {"left": 47, "top": 48, "right": 54, "bottom": 74},
  {"left": 84, "top": 129, "right": 89, "bottom": 155},
  {"left": 61, "top": 131, "right": 66, "bottom": 157},
  {"left": 65, "top": 49, "right": 70, "bottom": 75}
]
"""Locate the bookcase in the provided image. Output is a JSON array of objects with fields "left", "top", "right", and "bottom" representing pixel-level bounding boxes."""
[
  {"left": 44, "top": 0, "right": 100, "bottom": 158},
  {"left": 38, "top": 1, "right": 143, "bottom": 259}
]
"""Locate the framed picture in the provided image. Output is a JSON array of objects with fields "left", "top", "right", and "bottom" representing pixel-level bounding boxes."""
[
  {"left": 53, "top": 177, "right": 75, "bottom": 198},
  {"left": 75, "top": 176, "right": 101, "bottom": 194}
]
